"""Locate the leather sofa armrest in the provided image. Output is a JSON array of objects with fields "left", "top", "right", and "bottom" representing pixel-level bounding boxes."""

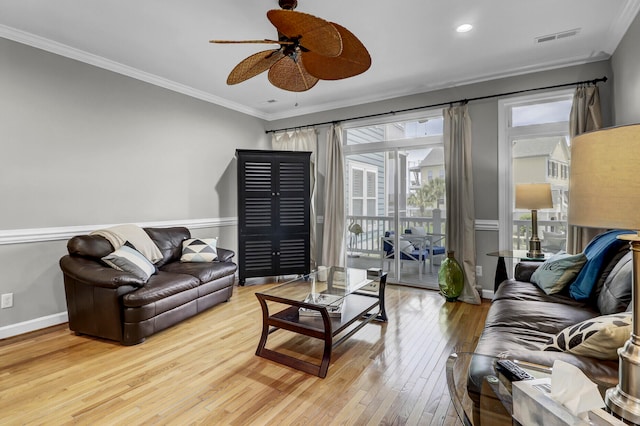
[
  {"left": 217, "top": 247, "right": 235, "bottom": 263},
  {"left": 60, "top": 255, "right": 146, "bottom": 288},
  {"left": 514, "top": 261, "right": 542, "bottom": 282}
]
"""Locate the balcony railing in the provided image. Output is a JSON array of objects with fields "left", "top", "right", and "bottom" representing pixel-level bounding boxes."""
[
  {"left": 513, "top": 219, "right": 567, "bottom": 252},
  {"left": 346, "top": 215, "right": 568, "bottom": 256},
  {"left": 347, "top": 213, "right": 446, "bottom": 256}
]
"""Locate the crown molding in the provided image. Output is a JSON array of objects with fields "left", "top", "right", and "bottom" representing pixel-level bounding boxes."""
[
  {"left": 604, "top": 0, "right": 640, "bottom": 55},
  {"left": 0, "top": 217, "right": 238, "bottom": 245},
  {"left": 0, "top": 25, "right": 269, "bottom": 120}
]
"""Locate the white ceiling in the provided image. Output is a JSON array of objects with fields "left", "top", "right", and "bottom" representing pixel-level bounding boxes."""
[{"left": 1, "top": 1, "right": 638, "bottom": 121}]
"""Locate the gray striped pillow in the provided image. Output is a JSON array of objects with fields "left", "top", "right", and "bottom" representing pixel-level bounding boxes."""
[{"left": 102, "top": 242, "right": 157, "bottom": 283}]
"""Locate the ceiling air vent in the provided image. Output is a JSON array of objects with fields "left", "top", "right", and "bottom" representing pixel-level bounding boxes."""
[{"left": 535, "top": 28, "right": 581, "bottom": 44}]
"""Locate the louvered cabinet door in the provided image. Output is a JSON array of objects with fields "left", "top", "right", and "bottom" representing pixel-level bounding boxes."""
[
  {"left": 238, "top": 156, "right": 275, "bottom": 236},
  {"left": 277, "top": 156, "right": 310, "bottom": 235},
  {"left": 236, "top": 150, "right": 311, "bottom": 284}
]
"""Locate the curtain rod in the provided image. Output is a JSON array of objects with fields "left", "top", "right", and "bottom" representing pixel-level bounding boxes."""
[{"left": 265, "top": 76, "right": 607, "bottom": 134}]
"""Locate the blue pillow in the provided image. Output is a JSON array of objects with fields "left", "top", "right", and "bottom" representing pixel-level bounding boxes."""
[{"left": 569, "top": 230, "right": 633, "bottom": 301}]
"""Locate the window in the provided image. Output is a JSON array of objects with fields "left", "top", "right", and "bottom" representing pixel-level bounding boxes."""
[
  {"left": 499, "top": 90, "right": 573, "bottom": 254},
  {"left": 348, "top": 161, "right": 378, "bottom": 216}
]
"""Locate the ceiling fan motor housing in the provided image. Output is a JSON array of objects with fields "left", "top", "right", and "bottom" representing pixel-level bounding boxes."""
[{"left": 279, "top": 0, "right": 297, "bottom": 10}]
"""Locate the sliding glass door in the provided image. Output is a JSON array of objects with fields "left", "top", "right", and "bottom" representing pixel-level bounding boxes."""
[{"left": 343, "top": 112, "right": 445, "bottom": 289}]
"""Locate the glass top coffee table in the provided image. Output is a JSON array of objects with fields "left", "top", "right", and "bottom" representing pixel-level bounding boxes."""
[
  {"left": 446, "top": 352, "right": 552, "bottom": 425},
  {"left": 255, "top": 267, "right": 387, "bottom": 378}
]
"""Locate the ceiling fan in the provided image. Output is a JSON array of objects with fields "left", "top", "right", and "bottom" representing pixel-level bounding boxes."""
[{"left": 210, "top": 0, "right": 371, "bottom": 92}]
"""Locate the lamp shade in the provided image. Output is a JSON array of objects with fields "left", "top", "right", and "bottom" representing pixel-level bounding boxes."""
[
  {"left": 515, "top": 183, "right": 553, "bottom": 210},
  {"left": 569, "top": 124, "right": 640, "bottom": 229}
]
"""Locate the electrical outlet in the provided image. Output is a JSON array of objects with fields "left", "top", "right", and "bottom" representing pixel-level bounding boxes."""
[
  {"left": 1, "top": 293, "right": 13, "bottom": 309},
  {"left": 475, "top": 266, "right": 483, "bottom": 277}
]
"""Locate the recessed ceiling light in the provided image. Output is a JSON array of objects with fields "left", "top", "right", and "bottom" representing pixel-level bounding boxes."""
[{"left": 456, "top": 24, "right": 473, "bottom": 33}]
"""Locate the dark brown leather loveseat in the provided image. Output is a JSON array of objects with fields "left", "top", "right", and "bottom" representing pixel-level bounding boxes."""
[
  {"left": 60, "top": 227, "right": 237, "bottom": 345},
  {"left": 467, "top": 233, "right": 633, "bottom": 424}
]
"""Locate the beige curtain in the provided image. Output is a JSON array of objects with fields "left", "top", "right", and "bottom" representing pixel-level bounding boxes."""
[
  {"left": 443, "top": 105, "right": 481, "bottom": 304},
  {"left": 272, "top": 128, "right": 318, "bottom": 267},
  {"left": 566, "top": 85, "right": 604, "bottom": 254},
  {"left": 321, "top": 124, "right": 346, "bottom": 267}
]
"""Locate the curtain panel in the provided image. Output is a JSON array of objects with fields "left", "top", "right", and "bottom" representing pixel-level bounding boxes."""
[
  {"left": 443, "top": 105, "right": 481, "bottom": 304},
  {"left": 272, "top": 128, "right": 318, "bottom": 267},
  {"left": 567, "top": 85, "right": 604, "bottom": 254},
  {"left": 321, "top": 124, "right": 346, "bottom": 267}
]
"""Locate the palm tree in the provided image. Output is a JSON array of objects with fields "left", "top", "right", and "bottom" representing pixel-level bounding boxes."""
[{"left": 408, "top": 178, "right": 446, "bottom": 216}]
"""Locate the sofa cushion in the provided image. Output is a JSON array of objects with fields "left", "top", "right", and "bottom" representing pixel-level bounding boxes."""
[
  {"left": 122, "top": 271, "right": 199, "bottom": 308},
  {"left": 102, "top": 242, "right": 157, "bottom": 283},
  {"left": 530, "top": 252, "right": 587, "bottom": 295},
  {"left": 144, "top": 227, "right": 191, "bottom": 268},
  {"left": 181, "top": 238, "right": 218, "bottom": 262},
  {"left": 569, "top": 230, "right": 632, "bottom": 301},
  {"left": 480, "top": 281, "right": 599, "bottom": 355},
  {"left": 161, "top": 260, "right": 237, "bottom": 284},
  {"left": 542, "top": 312, "right": 632, "bottom": 360},
  {"left": 597, "top": 251, "right": 633, "bottom": 315}
]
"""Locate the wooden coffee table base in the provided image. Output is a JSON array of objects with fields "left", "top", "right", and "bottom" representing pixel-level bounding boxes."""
[{"left": 255, "top": 287, "right": 387, "bottom": 378}]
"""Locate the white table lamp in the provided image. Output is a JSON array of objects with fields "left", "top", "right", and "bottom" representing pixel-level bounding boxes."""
[
  {"left": 516, "top": 183, "right": 553, "bottom": 258},
  {"left": 569, "top": 124, "right": 640, "bottom": 423}
]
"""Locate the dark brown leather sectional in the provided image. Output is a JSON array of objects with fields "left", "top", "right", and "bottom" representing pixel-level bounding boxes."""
[
  {"left": 60, "top": 227, "right": 237, "bottom": 345},
  {"left": 468, "top": 257, "right": 631, "bottom": 423}
]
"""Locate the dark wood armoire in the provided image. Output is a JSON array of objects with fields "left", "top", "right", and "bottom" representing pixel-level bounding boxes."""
[{"left": 236, "top": 149, "right": 311, "bottom": 285}]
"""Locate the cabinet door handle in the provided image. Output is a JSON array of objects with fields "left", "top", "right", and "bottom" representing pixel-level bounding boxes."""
[
  {"left": 276, "top": 251, "right": 280, "bottom": 255},
  {"left": 276, "top": 192, "right": 280, "bottom": 196}
]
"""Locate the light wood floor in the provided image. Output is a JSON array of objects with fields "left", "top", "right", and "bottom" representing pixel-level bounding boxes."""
[{"left": 0, "top": 283, "right": 490, "bottom": 425}]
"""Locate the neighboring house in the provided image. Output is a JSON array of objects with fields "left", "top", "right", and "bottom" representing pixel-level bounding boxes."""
[
  {"left": 513, "top": 136, "right": 570, "bottom": 221},
  {"left": 411, "top": 146, "right": 445, "bottom": 188}
]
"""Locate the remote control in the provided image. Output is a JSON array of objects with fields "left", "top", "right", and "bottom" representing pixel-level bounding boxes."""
[{"left": 496, "top": 359, "right": 535, "bottom": 381}]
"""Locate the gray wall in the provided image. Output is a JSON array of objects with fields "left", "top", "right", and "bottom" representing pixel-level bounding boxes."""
[
  {"left": 269, "top": 60, "right": 613, "bottom": 292},
  {"left": 0, "top": 38, "right": 268, "bottom": 330},
  {"left": 612, "top": 12, "right": 640, "bottom": 125}
]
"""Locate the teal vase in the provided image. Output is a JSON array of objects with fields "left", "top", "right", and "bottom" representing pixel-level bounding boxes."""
[{"left": 438, "top": 251, "right": 464, "bottom": 302}]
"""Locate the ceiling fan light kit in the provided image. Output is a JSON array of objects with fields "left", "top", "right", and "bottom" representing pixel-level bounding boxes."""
[{"left": 210, "top": 1, "right": 371, "bottom": 92}]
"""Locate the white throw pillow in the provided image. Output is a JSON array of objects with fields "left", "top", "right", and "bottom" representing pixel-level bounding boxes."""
[
  {"left": 543, "top": 312, "right": 632, "bottom": 360},
  {"left": 398, "top": 240, "right": 415, "bottom": 254},
  {"left": 102, "top": 242, "right": 157, "bottom": 283},
  {"left": 410, "top": 227, "right": 427, "bottom": 236}
]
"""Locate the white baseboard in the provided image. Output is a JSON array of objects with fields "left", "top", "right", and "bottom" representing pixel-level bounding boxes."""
[
  {"left": 0, "top": 312, "right": 68, "bottom": 340},
  {"left": 482, "top": 289, "right": 495, "bottom": 300}
]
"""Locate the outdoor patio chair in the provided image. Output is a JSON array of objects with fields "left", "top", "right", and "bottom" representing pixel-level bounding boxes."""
[{"left": 381, "top": 231, "right": 445, "bottom": 277}]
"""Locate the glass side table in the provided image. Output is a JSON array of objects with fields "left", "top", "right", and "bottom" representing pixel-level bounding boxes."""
[
  {"left": 486, "top": 250, "right": 550, "bottom": 291},
  {"left": 445, "top": 352, "right": 552, "bottom": 426}
]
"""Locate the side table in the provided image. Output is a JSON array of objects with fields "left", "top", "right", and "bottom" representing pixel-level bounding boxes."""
[
  {"left": 445, "top": 352, "right": 551, "bottom": 425},
  {"left": 486, "top": 250, "right": 549, "bottom": 291}
]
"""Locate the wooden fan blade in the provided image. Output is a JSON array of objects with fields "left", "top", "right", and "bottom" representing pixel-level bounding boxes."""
[
  {"left": 227, "top": 50, "right": 285, "bottom": 85},
  {"left": 267, "top": 9, "right": 342, "bottom": 57},
  {"left": 302, "top": 22, "right": 371, "bottom": 80},
  {"left": 210, "top": 39, "right": 294, "bottom": 45},
  {"left": 268, "top": 55, "right": 318, "bottom": 92}
]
